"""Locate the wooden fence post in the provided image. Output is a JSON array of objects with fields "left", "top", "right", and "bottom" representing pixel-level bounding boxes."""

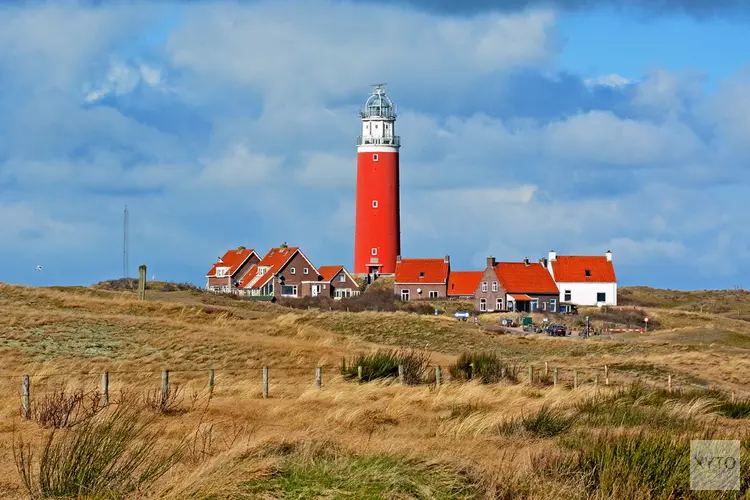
[
  {"left": 398, "top": 365, "right": 404, "bottom": 385},
  {"left": 262, "top": 367, "right": 269, "bottom": 398},
  {"left": 138, "top": 265, "right": 147, "bottom": 301},
  {"left": 595, "top": 375, "right": 599, "bottom": 387},
  {"left": 357, "top": 365, "right": 363, "bottom": 381},
  {"left": 161, "top": 370, "right": 170, "bottom": 405},
  {"left": 208, "top": 368, "right": 215, "bottom": 393},
  {"left": 553, "top": 368, "right": 558, "bottom": 387},
  {"left": 573, "top": 370, "right": 578, "bottom": 389},
  {"left": 101, "top": 372, "right": 109, "bottom": 407},
  {"left": 21, "top": 375, "right": 30, "bottom": 419},
  {"left": 315, "top": 367, "right": 322, "bottom": 389},
  {"left": 668, "top": 375, "right": 672, "bottom": 393},
  {"left": 544, "top": 361, "right": 549, "bottom": 377},
  {"left": 435, "top": 366, "right": 442, "bottom": 388},
  {"left": 604, "top": 365, "right": 609, "bottom": 386},
  {"left": 528, "top": 365, "right": 533, "bottom": 384}
]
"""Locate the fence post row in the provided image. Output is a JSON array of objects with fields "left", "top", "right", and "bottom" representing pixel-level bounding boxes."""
[
  {"left": 101, "top": 372, "right": 109, "bottom": 407},
  {"left": 21, "top": 375, "right": 30, "bottom": 420}
]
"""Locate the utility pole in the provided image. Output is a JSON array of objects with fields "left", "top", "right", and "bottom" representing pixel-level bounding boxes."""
[{"left": 123, "top": 205, "right": 129, "bottom": 278}]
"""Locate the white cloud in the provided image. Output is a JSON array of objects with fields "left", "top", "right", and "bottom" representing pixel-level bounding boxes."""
[
  {"left": 197, "top": 142, "right": 284, "bottom": 188},
  {"left": 584, "top": 74, "right": 632, "bottom": 89},
  {"left": 296, "top": 152, "right": 355, "bottom": 188}
]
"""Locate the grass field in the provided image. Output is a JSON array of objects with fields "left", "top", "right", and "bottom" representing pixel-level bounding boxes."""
[{"left": 0, "top": 283, "right": 748, "bottom": 499}]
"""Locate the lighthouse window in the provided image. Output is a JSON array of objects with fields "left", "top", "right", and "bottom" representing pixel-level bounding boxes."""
[
  {"left": 371, "top": 248, "right": 378, "bottom": 256},
  {"left": 372, "top": 200, "right": 378, "bottom": 208},
  {"left": 372, "top": 154, "right": 379, "bottom": 161}
]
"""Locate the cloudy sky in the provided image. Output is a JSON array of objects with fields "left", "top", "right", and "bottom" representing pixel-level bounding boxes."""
[{"left": 2, "top": 0, "right": 749, "bottom": 290}]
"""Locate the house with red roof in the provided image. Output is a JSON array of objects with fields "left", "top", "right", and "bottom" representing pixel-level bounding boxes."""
[
  {"left": 447, "top": 271, "right": 483, "bottom": 300},
  {"left": 544, "top": 250, "right": 617, "bottom": 309},
  {"left": 473, "top": 256, "right": 560, "bottom": 312},
  {"left": 394, "top": 255, "right": 450, "bottom": 301},
  {"left": 205, "top": 247, "right": 261, "bottom": 294},
  {"left": 239, "top": 244, "right": 323, "bottom": 299},
  {"left": 318, "top": 265, "right": 360, "bottom": 299}
]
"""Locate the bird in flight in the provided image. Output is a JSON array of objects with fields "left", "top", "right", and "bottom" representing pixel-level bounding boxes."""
[{"left": 35, "top": 265, "right": 42, "bottom": 272}]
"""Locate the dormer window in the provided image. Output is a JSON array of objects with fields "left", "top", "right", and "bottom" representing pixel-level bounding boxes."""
[
  {"left": 585, "top": 269, "right": 591, "bottom": 277},
  {"left": 419, "top": 272, "right": 424, "bottom": 278}
]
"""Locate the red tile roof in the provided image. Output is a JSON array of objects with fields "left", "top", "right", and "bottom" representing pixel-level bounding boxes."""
[
  {"left": 447, "top": 271, "right": 483, "bottom": 296},
  {"left": 240, "top": 246, "right": 301, "bottom": 289},
  {"left": 318, "top": 266, "right": 345, "bottom": 282},
  {"left": 494, "top": 262, "right": 559, "bottom": 294},
  {"left": 509, "top": 294, "right": 533, "bottom": 301},
  {"left": 395, "top": 258, "right": 450, "bottom": 284},
  {"left": 206, "top": 248, "right": 257, "bottom": 277},
  {"left": 551, "top": 256, "right": 616, "bottom": 283}
]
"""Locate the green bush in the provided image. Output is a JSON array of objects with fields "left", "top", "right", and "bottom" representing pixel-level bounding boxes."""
[
  {"left": 14, "top": 403, "right": 183, "bottom": 499},
  {"left": 717, "top": 399, "right": 750, "bottom": 419},
  {"left": 280, "top": 289, "right": 435, "bottom": 314},
  {"left": 448, "top": 352, "right": 518, "bottom": 384},
  {"left": 500, "top": 404, "right": 575, "bottom": 438},
  {"left": 341, "top": 349, "right": 431, "bottom": 385}
]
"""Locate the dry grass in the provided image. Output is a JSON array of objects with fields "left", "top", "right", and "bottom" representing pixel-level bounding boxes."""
[{"left": 0, "top": 283, "right": 748, "bottom": 498}]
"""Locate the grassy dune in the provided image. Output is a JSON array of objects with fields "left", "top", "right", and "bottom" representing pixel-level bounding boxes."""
[{"left": 0, "top": 283, "right": 748, "bottom": 498}]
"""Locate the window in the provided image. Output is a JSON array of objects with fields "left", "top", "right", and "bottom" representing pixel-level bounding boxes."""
[
  {"left": 496, "top": 298, "right": 503, "bottom": 310},
  {"left": 338, "top": 273, "right": 346, "bottom": 282},
  {"left": 428, "top": 290, "right": 438, "bottom": 299},
  {"left": 480, "top": 298, "right": 487, "bottom": 312},
  {"left": 303, "top": 267, "right": 309, "bottom": 275},
  {"left": 419, "top": 271, "right": 424, "bottom": 278},
  {"left": 290, "top": 267, "right": 296, "bottom": 275},
  {"left": 401, "top": 289, "right": 410, "bottom": 301},
  {"left": 585, "top": 269, "right": 591, "bottom": 277},
  {"left": 371, "top": 248, "right": 377, "bottom": 255},
  {"left": 481, "top": 281, "right": 488, "bottom": 292},
  {"left": 335, "top": 289, "right": 353, "bottom": 298},
  {"left": 597, "top": 292, "right": 606, "bottom": 303},
  {"left": 372, "top": 200, "right": 378, "bottom": 208},
  {"left": 564, "top": 290, "right": 571, "bottom": 302},
  {"left": 373, "top": 154, "right": 379, "bottom": 161},
  {"left": 216, "top": 268, "right": 226, "bottom": 277},
  {"left": 281, "top": 285, "right": 298, "bottom": 296},
  {"left": 531, "top": 299, "right": 539, "bottom": 312},
  {"left": 492, "top": 281, "right": 498, "bottom": 292},
  {"left": 550, "top": 299, "right": 557, "bottom": 313}
]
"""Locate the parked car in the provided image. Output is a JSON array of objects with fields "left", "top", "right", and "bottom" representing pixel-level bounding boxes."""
[{"left": 546, "top": 324, "right": 567, "bottom": 337}]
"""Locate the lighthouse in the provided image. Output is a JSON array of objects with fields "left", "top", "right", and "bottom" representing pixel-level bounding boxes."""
[{"left": 353, "top": 84, "right": 401, "bottom": 276}]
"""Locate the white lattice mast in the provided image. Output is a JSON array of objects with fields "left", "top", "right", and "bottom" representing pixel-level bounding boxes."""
[{"left": 123, "top": 205, "right": 129, "bottom": 278}]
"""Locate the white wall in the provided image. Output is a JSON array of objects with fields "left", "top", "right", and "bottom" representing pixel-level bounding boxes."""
[{"left": 557, "top": 282, "right": 617, "bottom": 306}]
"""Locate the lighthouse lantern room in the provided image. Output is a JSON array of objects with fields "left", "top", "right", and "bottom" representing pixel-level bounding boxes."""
[{"left": 353, "top": 84, "right": 401, "bottom": 276}]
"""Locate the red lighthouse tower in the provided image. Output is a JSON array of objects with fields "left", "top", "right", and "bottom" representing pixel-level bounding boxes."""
[{"left": 353, "top": 84, "right": 401, "bottom": 276}]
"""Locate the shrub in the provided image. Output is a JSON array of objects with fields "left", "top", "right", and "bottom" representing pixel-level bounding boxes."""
[
  {"left": 279, "top": 289, "right": 435, "bottom": 315},
  {"left": 31, "top": 385, "right": 101, "bottom": 429},
  {"left": 717, "top": 399, "right": 750, "bottom": 419},
  {"left": 14, "top": 403, "right": 183, "bottom": 499},
  {"left": 500, "top": 404, "right": 575, "bottom": 438},
  {"left": 341, "top": 348, "right": 430, "bottom": 385},
  {"left": 588, "top": 307, "right": 660, "bottom": 330},
  {"left": 449, "top": 352, "right": 519, "bottom": 384},
  {"left": 143, "top": 384, "right": 199, "bottom": 415}
]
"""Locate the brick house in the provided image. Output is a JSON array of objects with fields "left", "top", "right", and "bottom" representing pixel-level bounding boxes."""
[
  {"left": 495, "top": 259, "right": 560, "bottom": 313},
  {"left": 473, "top": 257, "right": 560, "bottom": 312},
  {"left": 205, "top": 247, "right": 260, "bottom": 294},
  {"left": 319, "top": 265, "right": 361, "bottom": 299},
  {"left": 239, "top": 245, "right": 323, "bottom": 299},
  {"left": 394, "top": 255, "right": 450, "bottom": 301},
  {"left": 447, "top": 271, "right": 483, "bottom": 300}
]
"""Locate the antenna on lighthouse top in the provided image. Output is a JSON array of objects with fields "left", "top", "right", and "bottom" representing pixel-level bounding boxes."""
[{"left": 370, "top": 83, "right": 387, "bottom": 94}]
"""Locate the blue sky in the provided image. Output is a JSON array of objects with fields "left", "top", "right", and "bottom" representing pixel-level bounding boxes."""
[{"left": 1, "top": 0, "right": 750, "bottom": 290}]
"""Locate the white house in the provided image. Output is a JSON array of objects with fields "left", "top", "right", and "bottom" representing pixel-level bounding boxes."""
[{"left": 544, "top": 250, "right": 617, "bottom": 309}]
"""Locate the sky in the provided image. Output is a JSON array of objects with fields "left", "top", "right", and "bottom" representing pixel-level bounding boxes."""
[{"left": 1, "top": 0, "right": 749, "bottom": 290}]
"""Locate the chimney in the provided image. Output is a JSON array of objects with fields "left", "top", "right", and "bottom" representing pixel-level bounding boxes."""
[
  {"left": 396, "top": 254, "right": 402, "bottom": 263},
  {"left": 606, "top": 250, "right": 612, "bottom": 262},
  {"left": 523, "top": 257, "right": 530, "bottom": 267},
  {"left": 444, "top": 254, "right": 450, "bottom": 263},
  {"left": 548, "top": 250, "right": 557, "bottom": 262},
  {"left": 486, "top": 256, "right": 496, "bottom": 268}
]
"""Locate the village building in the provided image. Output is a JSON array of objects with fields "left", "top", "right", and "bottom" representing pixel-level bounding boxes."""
[
  {"left": 495, "top": 259, "right": 560, "bottom": 313},
  {"left": 238, "top": 245, "right": 322, "bottom": 299},
  {"left": 205, "top": 247, "right": 260, "bottom": 294},
  {"left": 393, "top": 255, "right": 450, "bottom": 301},
  {"left": 544, "top": 250, "right": 617, "bottom": 308},
  {"left": 318, "top": 265, "right": 361, "bottom": 299},
  {"left": 447, "top": 271, "right": 483, "bottom": 300}
]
